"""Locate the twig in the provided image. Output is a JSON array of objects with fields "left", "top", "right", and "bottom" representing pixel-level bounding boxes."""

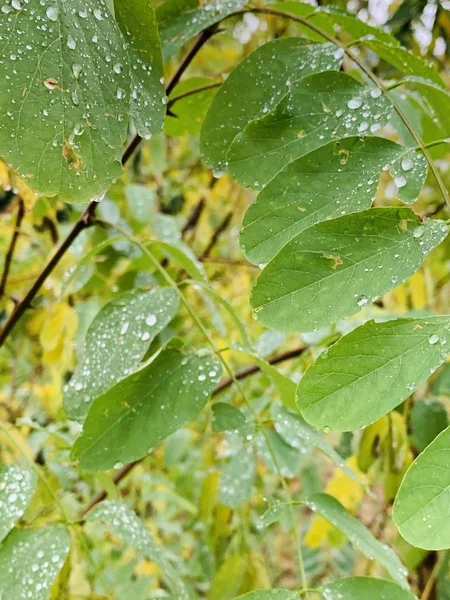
[
  {"left": 0, "top": 202, "right": 97, "bottom": 347},
  {"left": 167, "top": 81, "right": 222, "bottom": 111},
  {"left": 0, "top": 198, "right": 25, "bottom": 298},
  {"left": 79, "top": 344, "right": 307, "bottom": 517},
  {"left": 421, "top": 551, "right": 447, "bottom": 600},
  {"left": 201, "top": 256, "right": 258, "bottom": 269},
  {"left": 201, "top": 211, "right": 232, "bottom": 258}
]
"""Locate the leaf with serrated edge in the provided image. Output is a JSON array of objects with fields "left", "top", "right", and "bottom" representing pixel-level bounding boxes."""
[
  {"left": 241, "top": 137, "right": 427, "bottom": 265},
  {"left": 0, "top": 525, "right": 71, "bottom": 600},
  {"left": 298, "top": 316, "right": 450, "bottom": 431},
  {"left": 251, "top": 208, "right": 447, "bottom": 333},
  {"left": 393, "top": 425, "right": 450, "bottom": 550},
  {"left": 114, "top": 0, "right": 165, "bottom": 138},
  {"left": 0, "top": 0, "right": 130, "bottom": 202},
  {"left": 306, "top": 493, "right": 409, "bottom": 588},
  {"left": 228, "top": 71, "right": 392, "bottom": 188},
  {"left": 64, "top": 287, "right": 179, "bottom": 420},
  {"left": 72, "top": 349, "right": 221, "bottom": 471},
  {"left": 0, "top": 465, "right": 36, "bottom": 543},
  {"left": 201, "top": 38, "right": 340, "bottom": 171}
]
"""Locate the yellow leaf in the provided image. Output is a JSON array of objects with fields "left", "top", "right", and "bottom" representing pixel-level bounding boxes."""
[
  {"left": 199, "top": 471, "right": 219, "bottom": 522},
  {"left": 410, "top": 270, "right": 426, "bottom": 310}
]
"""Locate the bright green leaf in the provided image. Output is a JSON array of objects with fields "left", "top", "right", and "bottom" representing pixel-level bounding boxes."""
[
  {"left": 241, "top": 137, "right": 427, "bottom": 265},
  {"left": 114, "top": 0, "right": 165, "bottom": 138},
  {"left": 251, "top": 208, "right": 446, "bottom": 333},
  {"left": 393, "top": 425, "right": 450, "bottom": 550},
  {"left": 0, "top": 525, "right": 71, "bottom": 599},
  {"left": 298, "top": 316, "right": 450, "bottom": 431},
  {"left": 306, "top": 493, "right": 409, "bottom": 587},
  {"left": 201, "top": 38, "right": 340, "bottom": 171},
  {"left": 0, "top": 0, "right": 130, "bottom": 202},
  {"left": 88, "top": 500, "right": 189, "bottom": 599},
  {"left": 228, "top": 71, "right": 392, "bottom": 188},
  {"left": 72, "top": 348, "right": 221, "bottom": 470},
  {"left": 321, "top": 576, "right": 417, "bottom": 599},
  {"left": 0, "top": 465, "right": 36, "bottom": 543},
  {"left": 64, "top": 287, "right": 179, "bottom": 420}
]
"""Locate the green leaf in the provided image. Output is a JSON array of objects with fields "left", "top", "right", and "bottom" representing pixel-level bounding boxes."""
[
  {"left": 0, "top": 0, "right": 130, "bottom": 202},
  {"left": 433, "top": 363, "right": 450, "bottom": 395},
  {"left": 233, "top": 591, "right": 297, "bottom": 600},
  {"left": 0, "top": 465, "right": 36, "bottom": 543},
  {"left": 72, "top": 348, "right": 221, "bottom": 470},
  {"left": 364, "top": 40, "right": 444, "bottom": 87},
  {"left": 0, "top": 525, "right": 71, "bottom": 600},
  {"left": 297, "top": 316, "right": 450, "bottom": 431},
  {"left": 156, "top": 0, "right": 247, "bottom": 60},
  {"left": 201, "top": 38, "right": 340, "bottom": 172},
  {"left": 403, "top": 77, "right": 450, "bottom": 139},
  {"left": 212, "top": 403, "right": 247, "bottom": 432},
  {"left": 321, "top": 576, "right": 417, "bottom": 600},
  {"left": 64, "top": 287, "right": 179, "bottom": 420},
  {"left": 114, "top": 0, "right": 165, "bottom": 139},
  {"left": 125, "top": 184, "right": 155, "bottom": 223},
  {"left": 165, "top": 77, "right": 219, "bottom": 137},
  {"left": 88, "top": 500, "right": 189, "bottom": 599},
  {"left": 410, "top": 399, "right": 449, "bottom": 452},
  {"left": 241, "top": 137, "right": 427, "bottom": 265},
  {"left": 227, "top": 71, "right": 392, "bottom": 188},
  {"left": 306, "top": 493, "right": 409, "bottom": 587},
  {"left": 272, "top": 405, "right": 366, "bottom": 487},
  {"left": 257, "top": 429, "right": 303, "bottom": 478},
  {"left": 393, "top": 425, "right": 450, "bottom": 550},
  {"left": 219, "top": 446, "right": 255, "bottom": 508},
  {"left": 251, "top": 208, "right": 446, "bottom": 333}
]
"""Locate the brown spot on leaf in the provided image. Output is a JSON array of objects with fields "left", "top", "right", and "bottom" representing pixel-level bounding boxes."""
[
  {"left": 62, "top": 140, "right": 82, "bottom": 169},
  {"left": 326, "top": 254, "right": 343, "bottom": 269},
  {"left": 399, "top": 220, "right": 408, "bottom": 232}
]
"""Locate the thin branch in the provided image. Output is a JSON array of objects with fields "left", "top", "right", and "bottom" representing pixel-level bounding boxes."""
[
  {"left": 0, "top": 202, "right": 97, "bottom": 347},
  {"left": 79, "top": 344, "right": 307, "bottom": 517},
  {"left": 201, "top": 256, "right": 258, "bottom": 269},
  {"left": 167, "top": 81, "right": 222, "bottom": 111},
  {"left": 0, "top": 198, "right": 25, "bottom": 298},
  {"left": 201, "top": 211, "right": 233, "bottom": 258}
]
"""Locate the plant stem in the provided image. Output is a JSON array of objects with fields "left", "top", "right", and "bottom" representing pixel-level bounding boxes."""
[
  {"left": 167, "top": 81, "right": 222, "bottom": 110},
  {"left": 0, "top": 197, "right": 25, "bottom": 298}
]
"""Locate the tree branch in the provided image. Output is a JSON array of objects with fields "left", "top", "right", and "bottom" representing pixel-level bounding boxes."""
[
  {"left": 79, "top": 344, "right": 307, "bottom": 517},
  {"left": 0, "top": 197, "right": 25, "bottom": 299}
]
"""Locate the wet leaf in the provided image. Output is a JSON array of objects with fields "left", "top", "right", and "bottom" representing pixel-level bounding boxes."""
[
  {"left": 0, "top": 465, "right": 36, "bottom": 543},
  {"left": 321, "top": 576, "right": 416, "bottom": 599},
  {"left": 212, "top": 402, "right": 247, "bottom": 432}
]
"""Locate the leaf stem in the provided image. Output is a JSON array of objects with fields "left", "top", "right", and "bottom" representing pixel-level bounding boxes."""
[{"left": 0, "top": 197, "right": 25, "bottom": 299}]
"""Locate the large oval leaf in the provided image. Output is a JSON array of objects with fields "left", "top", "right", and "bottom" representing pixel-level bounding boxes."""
[
  {"left": 298, "top": 316, "right": 450, "bottom": 431},
  {"left": 201, "top": 38, "right": 340, "bottom": 171},
  {"left": 0, "top": 0, "right": 130, "bottom": 202},
  {"left": 306, "top": 493, "right": 409, "bottom": 588},
  {"left": 0, "top": 465, "right": 36, "bottom": 543},
  {"left": 64, "top": 287, "right": 179, "bottom": 420},
  {"left": 241, "top": 137, "right": 427, "bottom": 265},
  {"left": 393, "top": 425, "right": 450, "bottom": 550},
  {"left": 227, "top": 71, "right": 392, "bottom": 188},
  {"left": 251, "top": 208, "right": 446, "bottom": 333},
  {"left": 0, "top": 525, "right": 71, "bottom": 600},
  {"left": 72, "top": 348, "right": 221, "bottom": 471},
  {"left": 88, "top": 500, "right": 189, "bottom": 599},
  {"left": 321, "top": 577, "right": 416, "bottom": 600},
  {"left": 114, "top": 0, "right": 165, "bottom": 138}
]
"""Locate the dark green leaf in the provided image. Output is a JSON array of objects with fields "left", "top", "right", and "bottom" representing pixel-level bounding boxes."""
[
  {"left": 411, "top": 399, "right": 448, "bottom": 452},
  {"left": 201, "top": 38, "right": 340, "bottom": 172},
  {"left": 64, "top": 287, "right": 179, "bottom": 420},
  {"left": 321, "top": 576, "right": 416, "bottom": 599},
  {"left": 88, "top": 500, "right": 189, "bottom": 599},
  {"left": 156, "top": 0, "right": 247, "bottom": 60},
  {"left": 228, "top": 71, "right": 392, "bottom": 188},
  {"left": 212, "top": 402, "right": 247, "bottom": 432},
  {"left": 306, "top": 493, "right": 409, "bottom": 587},
  {"left": 72, "top": 348, "right": 221, "bottom": 470},
  {"left": 0, "top": 525, "right": 71, "bottom": 599},
  {"left": 394, "top": 425, "right": 450, "bottom": 550},
  {"left": 433, "top": 364, "right": 450, "bottom": 395},
  {"left": 298, "top": 317, "right": 450, "bottom": 431},
  {"left": 114, "top": 0, "right": 165, "bottom": 138},
  {"left": 251, "top": 208, "right": 446, "bottom": 332},
  {"left": 241, "top": 137, "right": 427, "bottom": 265},
  {"left": 0, "top": 465, "right": 36, "bottom": 543},
  {"left": 0, "top": 0, "right": 130, "bottom": 202}
]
